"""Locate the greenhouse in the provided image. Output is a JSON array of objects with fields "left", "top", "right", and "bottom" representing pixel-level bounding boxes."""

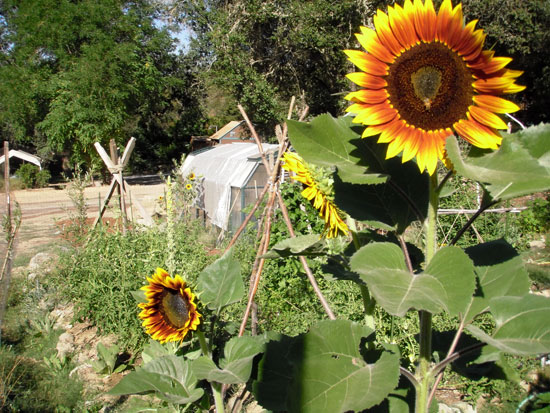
[{"left": 180, "top": 142, "right": 279, "bottom": 232}]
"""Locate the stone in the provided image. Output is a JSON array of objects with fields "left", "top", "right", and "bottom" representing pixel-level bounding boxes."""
[{"left": 57, "top": 332, "right": 75, "bottom": 358}]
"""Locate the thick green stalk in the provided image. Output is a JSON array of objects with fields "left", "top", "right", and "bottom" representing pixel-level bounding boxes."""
[
  {"left": 417, "top": 173, "right": 439, "bottom": 412},
  {"left": 349, "top": 220, "right": 376, "bottom": 329},
  {"left": 196, "top": 330, "right": 224, "bottom": 413}
]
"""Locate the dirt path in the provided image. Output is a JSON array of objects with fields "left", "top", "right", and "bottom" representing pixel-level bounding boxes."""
[{"left": 1, "top": 182, "right": 166, "bottom": 268}]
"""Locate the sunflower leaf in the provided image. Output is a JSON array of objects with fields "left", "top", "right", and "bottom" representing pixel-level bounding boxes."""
[
  {"left": 192, "top": 336, "right": 265, "bottom": 384},
  {"left": 350, "top": 243, "right": 476, "bottom": 317},
  {"left": 462, "top": 240, "right": 530, "bottom": 324},
  {"left": 467, "top": 295, "right": 550, "bottom": 355},
  {"left": 333, "top": 154, "right": 429, "bottom": 233},
  {"left": 261, "top": 234, "right": 328, "bottom": 258},
  {"left": 109, "top": 355, "right": 203, "bottom": 404},
  {"left": 287, "top": 114, "right": 388, "bottom": 184},
  {"left": 252, "top": 320, "right": 400, "bottom": 412},
  {"left": 197, "top": 247, "right": 244, "bottom": 311},
  {"left": 445, "top": 124, "right": 550, "bottom": 201}
]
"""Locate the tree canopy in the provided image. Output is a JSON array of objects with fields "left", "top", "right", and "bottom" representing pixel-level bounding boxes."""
[
  {"left": 0, "top": 0, "right": 206, "bottom": 169},
  {"left": 0, "top": 0, "right": 548, "bottom": 173}
]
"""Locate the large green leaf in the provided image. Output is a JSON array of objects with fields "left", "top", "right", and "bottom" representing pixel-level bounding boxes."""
[
  {"left": 462, "top": 240, "right": 530, "bottom": 324},
  {"left": 197, "top": 248, "right": 244, "bottom": 312},
  {"left": 467, "top": 294, "right": 550, "bottom": 355},
  {"left": 109, "top": 355, "right": 203, "bottom": 404},
  {"left": 445, "top": 124, "right": 550, "bottom": 201},
  {"left": 253, "top": 320, "right": 400, "bottom": 412},
  {"left": 192, "top": 336, "right": 264, "bottom": 384},
  {"left": 333, "top": 153, "right": 429, "bottom": 233},
  {"left": 287, "top": 114, "right": 387, "bottom": 184},
  {"left": 350, "top": 243, "right": 475, "bottom": 317},
  {"left": 261, "top": 234, "right": 328, "bottom": 258}
]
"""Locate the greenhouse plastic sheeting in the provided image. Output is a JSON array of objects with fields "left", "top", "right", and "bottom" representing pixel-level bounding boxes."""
[{"left": 180, "top": 143, "right": 278, "bottom": 230}]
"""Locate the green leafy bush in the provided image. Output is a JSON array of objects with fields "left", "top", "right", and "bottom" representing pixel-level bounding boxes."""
[
  {"left": 15, "top": 163, "right": 50, "bottom": 188},
  {"left": 48, "top": 221, "right": 215, "bottom": 349}
]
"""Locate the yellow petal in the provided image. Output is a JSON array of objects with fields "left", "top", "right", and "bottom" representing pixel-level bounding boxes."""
[
  {"left": 346, "top": 72, "right": 387, "bottom": 89},
  {"left": 473, "top": 95, "right": 520, "bottom": 113},
  {"left": 343, "top": 49, "right": 388, "bottom": 76},
  {"left": 356, "top": 27, "right": 395, "bottom": 64},
  {"left": 469, "top": 105, "right": 508, "bottom": 130}
]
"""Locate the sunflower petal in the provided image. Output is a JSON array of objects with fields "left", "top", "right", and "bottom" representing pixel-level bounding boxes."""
[
  {"left": 346, "top": 72, "right": 387, "bottom": 89},
  {"left": 473, "top": 77, "right": 515, "bottom": 93},
  {"left": 345, "top": 89, "right": 389, "bottom": 104},
  {"left": 454, "top": 116, "right": 502, "bottom": 149},
  {"left": 356, "top": 27, "right": 395, "bottom": 64},
  {"left": 473, "top": 95, "right": 520, "bottom": 113},
  {"left": 354, "top": 103, "right": 398, "bottom": 125},
  {"left": 413, "top": 0, "right": 436, "bottom": 42},
  {"left": 436, "top": 0, "right": 453, "bottom": 43},
  {"left": 469, "top": 105, "right": 508, "bottom": 130},
  {"left": 469, "top": 56, "right": 512, "bottom": 74},
  {"left": 388, "top": 2, "right": 419, "bottom": 50},
  {"left": 374, "top": 9, "right": 404, "bottom": 56},
  {"left": 344, "top": 49, "right": 389, "bottom": 76}
]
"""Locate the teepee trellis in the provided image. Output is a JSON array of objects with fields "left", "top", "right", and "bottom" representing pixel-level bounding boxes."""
[
  {"left": 93, "top": 138, "right": 154, "bottom": 231},
  {"left": 222, "top": 99, "right": 336, "bottom": 338}
]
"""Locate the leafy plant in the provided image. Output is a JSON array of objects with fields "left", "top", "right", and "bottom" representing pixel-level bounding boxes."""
[
  {"left": 91, "top": 343, "right": 128, "bottom": 375},
  {"left": 15, "top": 163, "right": 50, "bottom": 188}
]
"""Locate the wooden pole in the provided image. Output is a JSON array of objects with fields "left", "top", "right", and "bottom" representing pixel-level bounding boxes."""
[
  {"left": 110, "top": 139, "right": 127, "bottom": 233},
  {"left": 4, "top": 141, "right": 10, "bottom": 224}
]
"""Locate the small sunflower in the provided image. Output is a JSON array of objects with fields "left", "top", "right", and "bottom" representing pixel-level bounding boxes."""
[
  {"left": 138, "top": 268, "right": 201, "bottom": 343},
  {"left": 188, "top": 173, "right": 196, "bottom": 181},
  {"left": 282, "top": 152, "right": 349, "bottom": 238},
  {"left": 185, "top": 183, "right": 193, "bottom": 190},
  {"left": 345, "top": 0, "right": 525, "bottom": 175}
]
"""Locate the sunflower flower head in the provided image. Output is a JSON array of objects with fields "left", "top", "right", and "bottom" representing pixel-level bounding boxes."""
[
  {"left": 188, "top": 173, "right": 196, "bottom": 181},
  {"left": 138, "top": 268, "right": 201, "bottom": 343},
  {"left": 282, "top": 152, "right": 349, "bottom": 238},
  {"left": 185, "top": 183, "right": 193, "bottom": 190},
  {"left": 345, "top": 0, "right": 525, "bottom": 175}
]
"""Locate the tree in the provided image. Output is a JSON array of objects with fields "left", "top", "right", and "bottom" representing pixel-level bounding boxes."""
[
  {"left": 175, "top": 0, "right": 374, "bottom": 136},
  {"left": 0, "top": 0, "right": 206, "bottom": 169}
]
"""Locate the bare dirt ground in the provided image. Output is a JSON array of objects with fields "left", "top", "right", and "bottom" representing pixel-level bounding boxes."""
[{"left": 1, "top": 181, "right": 166, "bottom": 268}]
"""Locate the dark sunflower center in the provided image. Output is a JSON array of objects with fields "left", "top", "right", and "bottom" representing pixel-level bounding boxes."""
[
  {"left": 159, "top": 288, "right": 190, "bottom": 329},
  {"left": 386, "top": 42, "right": 474, "bottom": 131}
]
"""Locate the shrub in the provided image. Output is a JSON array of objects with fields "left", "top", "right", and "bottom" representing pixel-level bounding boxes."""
[{"left": 15, "top": 163, "right": 50, "bottom": 189}]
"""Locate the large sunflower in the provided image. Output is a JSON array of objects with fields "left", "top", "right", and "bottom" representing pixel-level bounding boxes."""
[
  {"left": 282, "top": 152, "right": 349, "bottom": 238},
  {"left": 345, "top": 0, "right": 525, "bottom": 175},
  {"left": 138, "top": 268, "right": 201, "bottom": 343}
]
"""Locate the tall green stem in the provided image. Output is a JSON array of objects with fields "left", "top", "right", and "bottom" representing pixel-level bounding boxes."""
[
  {"left": 416, "top": 173, "right": 439, "bottom": 413},
  {"left": 196, "top": 330, "right": 224, "bottom": 413},
  {"left": 349, "top": 220, "right": 376, "bottom": 330}
]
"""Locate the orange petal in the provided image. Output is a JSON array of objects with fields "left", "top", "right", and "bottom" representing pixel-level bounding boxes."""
[
  {"left": 386, "top": 133, "right": 408, "bottom": 159},
  {"left": 388, "top": 2, "right": 419, "bottom": 50},
  {"left": 377, "top": 118, "right": 407, "bottom": 143},
  {"left": 473, "top": 77, "right": 515, "bottom": 93},
  {"left": 442, "top": 2, "right": 464, "bottom": 49},
  {"left": 401, "top": 127, "right": 421, "bottom": 162},
  {"left": 472, "top": 95, "right": 520, "bottom": 113},
  {"left": 346, "top": 72, "right": 387, "bottom": 89},
  {"left": 502, "top": 83, "right": 526, "bottom": 94},
  {"left": 345, "top": 89, "right": 389, "bottom": 104},
  {"left": 374, "top": 9, "right": 404, "bottom": 56},
  {"left": 343, "top": 50, "right": 389, "bottom": 76},
  {"left": 469, "top": 105, "right": 508, "bottom": 130},
  {"left": 413, "top": 0, "right": 436, "bottom": 42},
  {"left": 354, "top": 103, "right": 398, "bottom": 125},
  {"left": 453, "top": 116, "right": 502, "bottom": 149},
  {"left": 469, "top": 56, "right": 512, "bottom": 74},
  {"left": 356, "top": 27, "right": 395, "bottom": 64},
  {"left": 436, "top": 0, "right": 453, "bottom": 43}
]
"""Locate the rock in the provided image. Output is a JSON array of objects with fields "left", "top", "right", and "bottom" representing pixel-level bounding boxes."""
[
  {"left": 57, "top": 332, "right": 75, "bottom": 358},
  {"left": 29, "top": 252, "right": 56, "bottom": 272},
  {"left": 529, "top": 240, "right": 547, "bottom": 249},
  {"left": 51, "top": 304, "right": 74, "bottom": 330},
  {"left": 438, "top": 402, "right": 476, "bottom": 413}
]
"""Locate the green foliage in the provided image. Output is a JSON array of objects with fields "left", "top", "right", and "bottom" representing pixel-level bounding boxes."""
[
  {"left": 91, "top": 342, "right": 128, "bottom": 375},
  {"left": 15, "top": 163, "right": 50, "bottom": 188},
  {"left": 519, "top": 195, "right": 550, "bottom": 235},
  {"left": 177, "top": 0, "right": 370, "bottom": 133},
  {"left": 48, "top": 221, "right": 213, "bottom": 349},
  {"left": 0, "top": 0, "right": 207, "bottom": 168}
]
